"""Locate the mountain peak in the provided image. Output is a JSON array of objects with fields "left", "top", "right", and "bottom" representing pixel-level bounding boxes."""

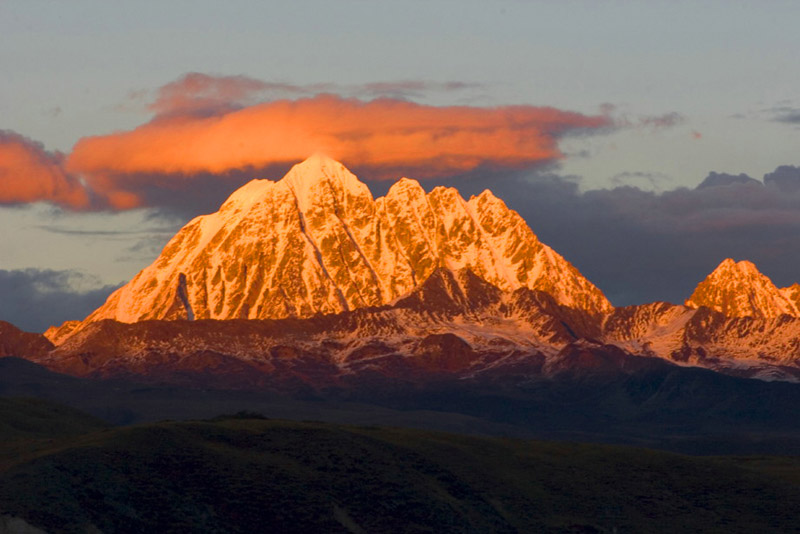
[
  {"left": 283, "top": 154, "right": 359, "bottom": 187},
  {"left": 385, "top": 177, "right": 425, "bottom": 198},
  {"left": 218, "top": 154, "right": 363, "bottom": 213},
  {"left": 685, "top": 258, "right": 798, "bottom": 318},
  {"left": 61, "top": 157, "right": 612, "bottom": 340},
  {"left": 473, "top": 189, "right": 499, "bottom": 201},
  {"left": 723, "top": 257, "right": 753, "bottom": 268},
  {"left": 715, "top": 258, "right": 763, "bottom": 277},
  {"left": 281, "top": 154, "right": 372, "bottom": 209},
  {"left": 219, "top": 178, "right": 276, "bottom": 211},
  {"left": 286, "top": 153, "right": 345, "bottom": 176}
]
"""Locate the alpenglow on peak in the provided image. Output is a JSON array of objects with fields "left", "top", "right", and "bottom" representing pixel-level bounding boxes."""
[
  {"left": 60, "top": 155, "right": 612, "bottom": 336},
  {"left": 685, "top": 258, "right": 800, "bottom": 318}
]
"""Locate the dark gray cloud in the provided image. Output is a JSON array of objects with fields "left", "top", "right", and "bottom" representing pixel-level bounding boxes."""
[
  {"left": 732, "top": 104, "right": 800, "bottom": 125},
  {"left": 600, "top": 106, "right": 686, "bottom": 131},
  {"left": 769, "top": 106, "right": 800, "bottom": 124},
  {"left": 635, "top": 111, "right": 685, "bottom": 129},
  {"left": 763, "top": 165, "right": 800, "bottom": 192},
  {"left": 384, "top": 165, "right": 800, "bottom": 307},
  {"left": 0, "top": 269, "right": 121, "bottom": 333}
]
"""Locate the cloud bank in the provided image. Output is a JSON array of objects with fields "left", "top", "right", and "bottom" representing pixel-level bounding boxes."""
[
  {"left": 67, "top": 95, "right": 609, "bottom": 209},
  {"left": 0, "top": 73, "right": 612, "bottom": 211},
  {"left": 0, "top": 269, "right": 121, "bottom": 332}
]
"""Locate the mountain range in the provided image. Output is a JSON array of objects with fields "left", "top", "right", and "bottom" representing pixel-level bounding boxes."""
[
  {"left": 58, "top": 154, "right": 611, "bottom": 328},
  {"left": 3, "top": 155, "right": 786, "bottom": 389}
]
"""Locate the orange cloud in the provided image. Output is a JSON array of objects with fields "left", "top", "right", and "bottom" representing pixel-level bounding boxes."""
[
  {"left": 68, "top": 94, "right": 609, "bottom": 201},
  {"left": 0, "top": 132, "right": 89, "bottom": 209},
  {"left": 1, "top": 74, "right": 612, "bottom": 211}
]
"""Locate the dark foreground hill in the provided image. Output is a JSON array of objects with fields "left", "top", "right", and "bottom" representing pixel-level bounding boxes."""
[
  {"left": 0, "top": 397, "right": 108, "bottom": 441},
  {"left": 2, "top": 357, "right": 800, "bottom": 456},
  {"left": 1, "top": 401, "right": 799, "bottom": 534}
]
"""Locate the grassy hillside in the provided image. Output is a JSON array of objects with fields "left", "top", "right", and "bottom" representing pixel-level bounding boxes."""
[
  {"left": 0, "top": 397, "right": 108, "bottom": 441},
  {"left": 0, "top": 408, "right": 798, "bottom": 533}
]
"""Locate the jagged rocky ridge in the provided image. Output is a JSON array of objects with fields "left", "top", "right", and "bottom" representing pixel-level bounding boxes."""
[
  {"left": 48, "top": 154, "right": 609, "bottom": 345},
  {"left": 26, "top": 157, "right": 800, "bottom": 386},
  {"left": 24, "top": 267, "right": 800, "bottom": 386},
  {"left": 33, "top": 269, "right": 600, "bottom": 387}
]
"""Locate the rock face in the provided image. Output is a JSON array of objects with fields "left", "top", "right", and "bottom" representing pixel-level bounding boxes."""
[
  {"left": 685, "top": 258, "right": 799, "bottom": 318},
  {"left": 781, "top": 283, "right": 800, "bottom": 312},
  {"left": 70, "top": 155, "right": 610, "bottom": 332}
]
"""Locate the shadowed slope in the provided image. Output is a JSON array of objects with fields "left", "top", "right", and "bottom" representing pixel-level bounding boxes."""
[{"left": 0, "top": 416, "right": 798, "bottom": 533}]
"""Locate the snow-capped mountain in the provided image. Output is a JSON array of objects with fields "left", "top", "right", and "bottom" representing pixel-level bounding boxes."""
[
  {"left": 28, "top": 157, "right": 800, "bottom": 386},
  {"left": 685, "top": 258, "right": 800, "bottom": 318},
  {"left": 29, "top": 267, "right": 800, "bottom": 386},
  {"left": 602, "top": 259, "right": 800, "bottom": 381},
  {"left": 50, "top": 155, "right": 610, "bottom": 342}
]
